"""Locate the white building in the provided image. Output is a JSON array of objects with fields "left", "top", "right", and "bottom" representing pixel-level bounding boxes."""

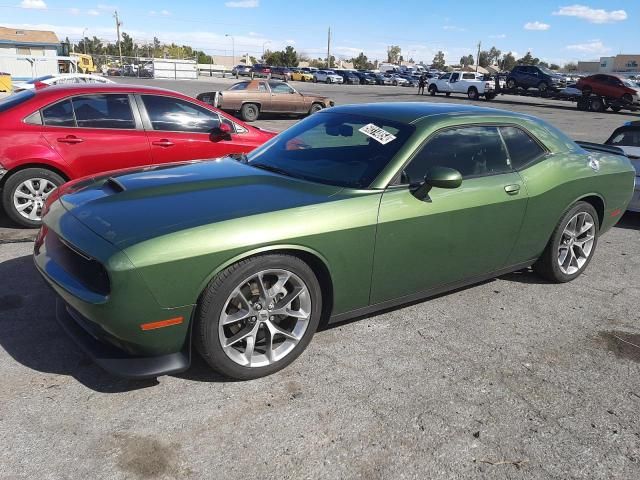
[{"left": 0, "top": 26, "right": 61, "bottom": 80}]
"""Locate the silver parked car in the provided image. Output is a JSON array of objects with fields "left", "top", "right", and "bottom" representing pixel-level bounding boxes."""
[{"left": 605, "top": 121, "right": 640, "bottom": 212}]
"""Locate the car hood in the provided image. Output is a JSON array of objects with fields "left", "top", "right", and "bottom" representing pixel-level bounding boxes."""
[{"left": 58, "top": 158, "right": 342, "bottom": 248}]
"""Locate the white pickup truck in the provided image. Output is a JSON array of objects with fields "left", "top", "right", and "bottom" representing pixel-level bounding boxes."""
[{"left": 427, "top": 71, "right": 496, "bottom": 100}]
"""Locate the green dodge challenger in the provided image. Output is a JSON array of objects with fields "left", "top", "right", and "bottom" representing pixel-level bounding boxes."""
[{"left": 34, "top": 103, "right": 635, "bottom": 380}]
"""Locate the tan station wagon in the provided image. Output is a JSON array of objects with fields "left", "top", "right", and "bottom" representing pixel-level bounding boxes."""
[{"left": 196, "top": 80, "right": 335, "bottom": 122}]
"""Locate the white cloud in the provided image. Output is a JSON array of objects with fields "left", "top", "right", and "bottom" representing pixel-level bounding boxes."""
[
  {"left": 20, "top": 0, "right": 47, "bottom": 9},
  {"left": 524, "top": 21, "right": 551, "bottom": 31},
  {"left": 68, "top": 7, "right": 80, "bottom": 15},
  {"left": 97, "top": 3, "right": 116, "bottom": 10},
  {"left": 150, "top": 9, "right": 171, "bottom": 16},
  {"left": 442, "top": 25, "right": 466, "bottom": 32},
  {"left": 566, "top": 40, "right": 610, "bottom": 54},
  {"left": 225, "top": 0, "right": 259, "bottom": 7},
  {"left": 160, "top": 9, "right": 170, "bottom": 16},
  {"left": 87, "top": 9, "right": 100, "bottom": 16},
  {"left": 489, "top": 33, "right": 506, "bottom": 39},
  {"left": 553, "top": 5, "right": 627, "bottom": 24}
]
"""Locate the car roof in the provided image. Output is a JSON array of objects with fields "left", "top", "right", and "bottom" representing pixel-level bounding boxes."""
[
  {"left": 27, "top": 83, "right": 199, "bottom": 102},
  {"left": 326, "top": 102, "right": 522, "bottom": 124}
]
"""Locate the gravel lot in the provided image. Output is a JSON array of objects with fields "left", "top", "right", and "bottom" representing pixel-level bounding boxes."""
[{"left": 0, "top": 77, "right": 639, "bottom": 479}]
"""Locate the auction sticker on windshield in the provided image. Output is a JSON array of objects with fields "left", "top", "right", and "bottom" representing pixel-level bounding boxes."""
[{"left": 359, "top": 123, "right": 397, "bottom": 145}]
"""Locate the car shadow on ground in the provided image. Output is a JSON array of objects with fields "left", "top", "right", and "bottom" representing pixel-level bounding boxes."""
[
  {"left": 0, "top": 254, "right": 170, "bottom": 393},
  {"left": 615, "top": 211, "right": 640, "bottom": 230}
]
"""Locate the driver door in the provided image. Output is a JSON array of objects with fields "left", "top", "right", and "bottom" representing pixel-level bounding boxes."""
[
  {"left": 269, "top": 81, "right": 303, "bottom": 113},
  {"left": 370, "top": 125, "right": 528, "bottom": 304},
  {"left": 139, "top": 94, "right": 245, "bottom": 162}
]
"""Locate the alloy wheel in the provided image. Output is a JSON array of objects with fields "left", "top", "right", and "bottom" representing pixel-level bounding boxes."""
[
  {"left": 218, "top": 269, "right": 312, "bottom": 367},
  {"left": 13, "top": 178, "right": 57, "bottom": 221},
  {"left": 557, "top": 212, "right": 596, "bottom": 275}
]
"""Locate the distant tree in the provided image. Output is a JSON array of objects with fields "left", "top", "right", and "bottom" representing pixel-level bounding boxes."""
[
  {"left": 432, "top": 50, "right": 446, "bottom": 70},
  {"left": 549, "top": 63, "right": 560, "bottom": 70},
  {"left": 563, "top": 62, "right": 578, "bottom": 72},
  {"left": 478, "top": 51, "right": 490, "bottom": 68},
  {"left": 351, "top": 52, "right": 374, "bottom": 70},
  {"left": 460, "top": 55, "right": 474, "bottom": 66},
  {"left": 249, "top": 56, "right": 258, "bottom": 65},
  {"left": 120, "top": 32, "right": 134, "bottom": 57},
  {"left": 488, "top": 46, "right": 502, "bottom": 65},
  {"left": 501, "top": 52, "right": 516, "bottom": 71},
  {"left": 387, "top": 45, "right": 401, "bottom": 64},
  {"left": 517, "top": 51, "right": 540, "bottom": 66}
]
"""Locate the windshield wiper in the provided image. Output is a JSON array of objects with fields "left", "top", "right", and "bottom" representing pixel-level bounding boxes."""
[{"left": 249, "top": 163, "right": 298, "bottom": 178}]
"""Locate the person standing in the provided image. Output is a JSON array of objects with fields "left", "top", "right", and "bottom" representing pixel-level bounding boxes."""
[{"left": 418, "top": 74, "right": 426, "bottom": 95}]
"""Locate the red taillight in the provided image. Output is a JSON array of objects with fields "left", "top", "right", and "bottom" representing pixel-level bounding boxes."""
[{"left": 33, "top": 81, "right": 48, "bottom": 90}]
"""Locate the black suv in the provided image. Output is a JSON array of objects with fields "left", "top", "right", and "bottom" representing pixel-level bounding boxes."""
[
  {"left": 250, "top": 64, "right": 272, "bottom": 78},
  {"left": 506, "top": 65, "right": 566, "bottom": 92}
]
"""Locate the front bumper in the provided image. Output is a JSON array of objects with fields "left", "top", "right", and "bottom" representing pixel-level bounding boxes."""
[{"left": 56, "top": 298, "right": 190, "bottom": 379}]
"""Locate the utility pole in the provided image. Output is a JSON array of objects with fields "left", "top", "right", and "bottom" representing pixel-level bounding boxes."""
[
  {"left": 476, "top": 40, "right": 481, "bottom": 72},
  {"left": 327, "top": 27, "right": 331, "bottom": 69},
  {"left": 114, "top": 10, "right": 123, "bottom": 65}
]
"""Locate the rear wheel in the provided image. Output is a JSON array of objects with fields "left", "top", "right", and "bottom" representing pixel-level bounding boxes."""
[
  {"left": 428, "top": 84, "right": 437, "bottom": 96},
  {"left": 506, "top": 78, "right": 517, "bottom": 89},
  {"left": 590, "top": 96, "right": 605, "bottom": 112},
  {"left": 194, "top": 254, "right": 322, "bottom": 380},
  {"left": 622, "top": 93, "right": 633, "bottom": 104},
  {"left": 610, "top": 105, "right": 622, "bottom": 113},
  {"left": 240, "top": 103, "right": 259, "bottom": 122},
  {"left": 1, "top": 168, "right": 64, "bottom": 228},
  {"left": 533, "top": 201, "right": 599, "bottom": 283}
]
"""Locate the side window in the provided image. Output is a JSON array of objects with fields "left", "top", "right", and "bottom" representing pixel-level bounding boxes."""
[
  {"left": 450, "top": 73, "right": 459, "bottom": 82},
  {"left": 72, "top": 94, "right": 135, "bottom": 129},
  {"left": 270, "top": 82, "right": 294, "bottom": 94},
  {"left": 42, "top": 99, "right": 75, "bottom": 127},
  {"left": 462, "top": 73, "right": 475, "bottom": 79},
  {"left": 403, "top": 126, "right": 510, "bottom": 183},
  {"left": 141, "top": 95, "right": 220, "bottom": 133},
  {"left": 257, "top": 82, "right": 268, "bottom": 92},
  {"left": 229, "top": 82, "right": 248, "bottom": 91},
  {"left": 500, "top": 126, "right": 546, "bottom": 169}
]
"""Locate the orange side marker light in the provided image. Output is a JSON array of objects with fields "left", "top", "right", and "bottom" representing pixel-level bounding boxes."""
[{"left": 140, "top": 317, "right": 184, "bottom": 331}]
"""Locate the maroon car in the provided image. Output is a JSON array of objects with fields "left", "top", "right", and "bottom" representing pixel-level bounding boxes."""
[
  {"left": 0, "top": 84, "right": 275, "bottom": 227},
  {"left": 577, "top": 74, "right": 640, "bottom": 105}
]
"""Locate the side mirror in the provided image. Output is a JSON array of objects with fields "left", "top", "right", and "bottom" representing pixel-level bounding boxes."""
[
  {"left": 210, "top": 123, "right": 233, "bottom": 142},
  {"left": 411, "top": 166, "right": 462, "bottom": 201}
]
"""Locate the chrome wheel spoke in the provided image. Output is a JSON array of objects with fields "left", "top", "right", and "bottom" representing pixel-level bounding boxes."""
[
  {"left": 557, "top": 211, "right": 596, "bottom": 275},
  {"left": 219, "top": 268, "right": 311, "bottom": 368},
  {"left": 24, "top": 180, "right": 37, "bottom": 195}
]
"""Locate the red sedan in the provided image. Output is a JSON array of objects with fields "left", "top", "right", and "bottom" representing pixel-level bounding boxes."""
[{"left": 0, "top": 84, "right": 275, "bottom": 227}]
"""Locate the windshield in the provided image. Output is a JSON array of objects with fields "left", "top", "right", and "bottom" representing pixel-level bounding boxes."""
[
  {"left": 246, "top": 112, "right": 414, "bottom": 188},
  {"left": 0, "top": 89, "right": 35, "bottom": 112},
  {"left": 538, "top": 66, "right": 556, "bottom": 75},
  {"left": 622, "top": 78, "right": 638, "bottom": 88},
  {"left": 26, "top": 75, "right": 54, "bottom": 84}
]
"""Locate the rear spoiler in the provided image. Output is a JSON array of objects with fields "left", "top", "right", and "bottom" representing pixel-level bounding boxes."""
[{"left": 575, "top": 141, "right": 626, "bottom": 157}]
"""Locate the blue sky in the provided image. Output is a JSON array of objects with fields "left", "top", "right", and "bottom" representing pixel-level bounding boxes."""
[{"left": 1, "top": 0, "right": 636, "bottom": 65}]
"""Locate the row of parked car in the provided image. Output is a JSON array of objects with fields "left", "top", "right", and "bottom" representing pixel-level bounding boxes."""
[{"left": 231, "top": 64, "right": 423, "bottom": 86}]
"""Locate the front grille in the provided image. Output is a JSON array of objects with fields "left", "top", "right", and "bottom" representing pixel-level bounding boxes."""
[{"left": 45, "top": 231, "right": 111, "bottom": 296}]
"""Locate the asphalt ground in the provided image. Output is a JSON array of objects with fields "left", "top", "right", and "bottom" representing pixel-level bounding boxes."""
[{"left": 0, "top": 77, "right": 639, "bottom": 479}]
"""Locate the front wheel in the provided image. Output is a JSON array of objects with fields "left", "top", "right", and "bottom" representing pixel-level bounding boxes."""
[
  {"left": 538, "top": 82, "right": 548, "bottom": 93},
  {"left": 533, "top": 201, "right": 599, "bottom": 283},
  {"left": 1, "top": 168, "right": 64, "bottom": 228},
  {"left": 622, "top": 93, "right": 633, "bottom": 104},
  {"left": 506, "top": 78, "right": 516, "bottom": 89},
  {"left": 309, "top": 103, "right": 323, "bottom": 115},
  {"left": 428, "top": 85, "right": 437, "bottom": 96},
  {"left": 240, "top": 103, "right": 259, "bottom": 122},
  {"left": 325, "top": 78, "right": 331, "bottom": 84},
  {"left": 194, "top": 254, "right": 322, "bottom": 380}
]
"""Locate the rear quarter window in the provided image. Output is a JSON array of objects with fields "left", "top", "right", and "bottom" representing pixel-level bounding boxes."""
[{"left": 500, "top": 126, "right": 546, "bottom": 169}]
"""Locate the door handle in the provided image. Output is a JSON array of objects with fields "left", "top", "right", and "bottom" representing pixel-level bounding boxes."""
[
  {"left": 57, "top": 135, "right": 84, "bottom": 144},
  {"left": 504, "top": 184, "right": 521, "bottom": 195},
  {"left": 152, "top": 139, "right": 175, "bottom": 147}
]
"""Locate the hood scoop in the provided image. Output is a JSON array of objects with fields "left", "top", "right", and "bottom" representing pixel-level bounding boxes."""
[{"left": 103, "top": 177, "right": 127, "bottom": 194}]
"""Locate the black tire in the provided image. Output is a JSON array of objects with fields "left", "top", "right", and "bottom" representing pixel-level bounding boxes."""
[
  {"left": 445, "top": 92, "right": 451, "bottom": 97},
  {"left": 610, "top": 105, "right": 622, "bottom": 113},
  {"left": 590, "top": 97, "right": 605, "bottom": 113},
  {"left": 506, "top": 78, "right": 517, "bottom": 90},
  {"left": 467, "top": 87, "right": 479, "bottom": 100},
  {"left": 533, "top": 201, "right": 599, "bottom": 283},
  {"left": 240, "top": 103, "right": 259, "bottom": 122},
  {"left": 194, "top": 254, "right": 322, "bottom": 380},
  {"left": 313, "top": 77, "right": 317, "bottom": 83},
  {"left": 325, "top": 78, "right": 331, "bottom": 84},
  {"left": 622, "top": 93, "right": 633, "bottom": 104},
  {"left": 309, "top": 103, "right": 323, "bottom": 115},
  {"left": 1, "top": 167, "right": 65, "bottom": 228},
  {"left": 537, "top": 81, "right": 548, "bottom": 93},
  {"left": 484, "top": 92, "right": 496, "bottom": 101},
  {"left": 428, "top": 85, "right": 437, "bottom": 96},
  {"left": 577, "top": 97, "right": 589, "bottom": 111}
]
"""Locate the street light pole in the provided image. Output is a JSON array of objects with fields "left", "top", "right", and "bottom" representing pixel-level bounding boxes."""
[
  {"left": 262, "top": 41, "right": 270, "bottom": 59},
  {"left": 225, "top": 34, "right": 235, "bottom": 67}
]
